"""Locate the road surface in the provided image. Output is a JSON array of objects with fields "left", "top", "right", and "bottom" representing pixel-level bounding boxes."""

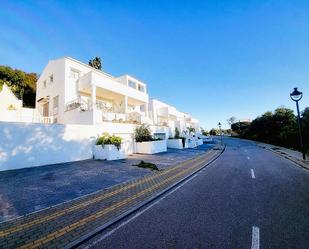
[{"left": 82, "top": 138, "right": 309, "bottom": 249}]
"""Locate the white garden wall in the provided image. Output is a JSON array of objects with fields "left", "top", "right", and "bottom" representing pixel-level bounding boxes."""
[
  {"left": 167, "top": 139, "right": 183, "bottom": 149},
  {"left": 0, "top": 122, "right": 137, "bottom": 171}
]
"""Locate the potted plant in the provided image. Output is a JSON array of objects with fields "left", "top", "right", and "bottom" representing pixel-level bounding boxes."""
[
  {"left": 94, "top": 133, "right": 126, "bottom": 160},
  {"left": 134, "top": 124, "right": 167, "bottom": 154}
]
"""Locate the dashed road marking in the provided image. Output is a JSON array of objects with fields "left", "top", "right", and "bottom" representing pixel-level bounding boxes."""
[
  {"left": 251, "top": 169, "right": 255, "bottom": 179},
  {"left": 247, "top": 156, "right": 250, "bottom": 160},
  {"left": 251, "top": 226, "right": 260, "bottom": 249}
]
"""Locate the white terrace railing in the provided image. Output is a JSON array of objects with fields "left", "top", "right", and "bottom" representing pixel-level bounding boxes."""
[{"left": 65, "top": 97, "right": 89, "bottom": 112}]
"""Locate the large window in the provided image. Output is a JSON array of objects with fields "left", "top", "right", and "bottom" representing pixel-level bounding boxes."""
[
  {"left": 50, "top": 74, "right": 54, "bottom": 83},
  {"left": 128, "top": 80, "right": 136, "bottom": 89}
]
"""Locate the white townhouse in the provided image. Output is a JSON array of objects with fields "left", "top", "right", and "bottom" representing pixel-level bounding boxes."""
[
  {"left": 149, "top": 98, "right": 200, "bottom": 137},
  {"left": 36, "top": 57, "right": 151, "bottom": 126},
  {"left": 0, "top": 57, "right": 203, "bottom": 170},
  {"left": 35, "top": 57, "right": 200, "bottom": 135},
  {"left": 0, "top": 56, "right": 200, "bottom": 139}
]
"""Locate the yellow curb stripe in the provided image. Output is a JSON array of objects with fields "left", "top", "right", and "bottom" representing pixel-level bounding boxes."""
[
  {"left": 18, "top": 155, "right": 210, "bottom": 249},
  {"left": 0, "top": 152, "right": 213, "bottom": 237}
]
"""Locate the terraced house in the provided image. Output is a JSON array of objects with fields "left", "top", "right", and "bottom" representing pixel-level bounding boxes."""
[
  {"left": 0, "top": 57, "right": 202, "bottom": 170},
  {"left": 35, "top": 57, "right": 200, "bottom": 137}
]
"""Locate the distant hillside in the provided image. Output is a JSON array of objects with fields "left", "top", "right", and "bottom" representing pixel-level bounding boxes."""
[{"left": 0, "top": 65, "right": 38, "bottom": 108}]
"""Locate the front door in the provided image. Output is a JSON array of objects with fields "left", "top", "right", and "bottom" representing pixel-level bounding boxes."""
[{"left": 43, "top": 102, "right": 49, "bottom": 117}]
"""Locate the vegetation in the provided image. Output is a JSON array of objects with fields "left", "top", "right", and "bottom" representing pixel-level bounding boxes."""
[
  {"left": 209, "top": 128, "right": 220, "bottom": 135},
  {"left": 134, "top": 124, "right": 154, "bottom": 142},
  {"left": 231, "top": 106, "right": 309, "bottom": 154},
  {"left": 133, "top": 160, "right": 159, "bottom": 171},
  {"left": 88, "top": 57, "right": 102, "bottom": 70},
  {"left": 227, "top": 116, "right": 237, "bottom": 128},
  {"left": 187, "top": 127, "right": 195, "bottom": 134},
  {"left": 96, "top": 132, "right": 122, "bottom": 150},
  {"left": 174, "top": 127, "right": 180, "bottom": 138},
  {"left": 0, "top": 65, "right": 38, "bottom": 107}
]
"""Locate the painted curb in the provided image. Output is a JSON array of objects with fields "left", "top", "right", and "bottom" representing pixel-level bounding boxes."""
[{"left": 66, "top": 145, "right": 226, "bottom": 249}]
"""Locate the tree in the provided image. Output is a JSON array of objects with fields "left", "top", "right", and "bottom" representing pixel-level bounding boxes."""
[
  {"left": 301, "top": 107, "right": 309, "bottom": 153},
  {"left": 0, "top": 65, "right": 38, "bottom": 107},
  {"left": 88, "top": 57, "right": 102, "bottom": 70},
  {"left": 209, "top": 128, "right": 219, "bottom": 135},
  {"left": 227, "top": 116, "right": 237, "bottom": 128},
  {"left": 187, "top": 127, "right": 195, "bottom": 134}
]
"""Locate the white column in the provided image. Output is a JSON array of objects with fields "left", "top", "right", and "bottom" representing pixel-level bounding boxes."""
[
  {"left": 91, "top": 85, "right": 96, "bottom": 110},
  {"left": 124, "top": 95, "right": 128, "bottom": 114},
  {"left": 145, "top": 103, "right": 149, "bottom": 118}
]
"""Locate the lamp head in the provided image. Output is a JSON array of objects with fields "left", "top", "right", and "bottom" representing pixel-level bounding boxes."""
[{"left": 290, "top": 87, "right": 303, "bottom": 102}]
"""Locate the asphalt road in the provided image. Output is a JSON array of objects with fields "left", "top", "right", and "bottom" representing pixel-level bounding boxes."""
[{"left": 82, "top": 138, "right": 309, "bottom": 249}]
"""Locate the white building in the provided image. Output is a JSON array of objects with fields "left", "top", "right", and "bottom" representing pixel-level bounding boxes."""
[
  {"left": 0, "top": 57, "right": 202, "bottom": 170},
  {"left": 149, "top": 98, "right": 200, "bottom": 138},
  {"left": 0, "top": 57, "right": 200, "bottom": 137},
  {"left": 35, "top": 57, "right": 200, "bottom": 133},
  {"left": 35, "top": 57, "right": 151, "bottom": 126}
]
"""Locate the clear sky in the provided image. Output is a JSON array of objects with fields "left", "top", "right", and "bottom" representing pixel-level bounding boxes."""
[{"left": 0, "top": 0, "right": 309, "bottom": 129}]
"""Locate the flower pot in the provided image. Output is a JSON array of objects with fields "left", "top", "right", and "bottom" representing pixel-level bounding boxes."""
[
  {"left": 94, "top": 144, "right": 126, "bottom": 160},
  {"left": 135, "top": 140, "right": 167, "bottom": 154}
]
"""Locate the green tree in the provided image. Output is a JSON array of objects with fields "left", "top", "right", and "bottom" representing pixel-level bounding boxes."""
[
  {"left": 302, "top": 107, "right": 309, "bottom": 153},
  {"left": 209, "top": 128, "right": 219, "bottom": 135},
  {"left": 88, "top": 57, "right": 102, "bottom": 70},
  {"left": 0, "top": 65, "right": 37, "bottom": 107}
]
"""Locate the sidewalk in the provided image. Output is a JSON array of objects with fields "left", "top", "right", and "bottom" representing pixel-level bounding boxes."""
[
  {"left": 0, "top": 147, "right": 223, "bottom": 249},
  {"left": 257, "top": 142, "right": 309, "bottom": 170},
  {"left": 0, "top": 144, "right": 214, "bottom": 223}
]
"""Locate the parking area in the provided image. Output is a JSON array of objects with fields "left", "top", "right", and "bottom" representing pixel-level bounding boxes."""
[{"left": 0, "top": 143, "right": 214, "bottom": 222}]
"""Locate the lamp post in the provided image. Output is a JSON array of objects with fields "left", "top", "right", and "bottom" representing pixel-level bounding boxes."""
[
  {"left": 290, "top": 87, "right": 306, "bottom": 160},
  {"left": 218, "top": 122, "right": 223, "bottom": 146}
]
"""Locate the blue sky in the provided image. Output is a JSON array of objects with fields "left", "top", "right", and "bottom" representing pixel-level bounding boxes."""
[{"left": 0, "top": 0, "right": 309, "bottom": 129}]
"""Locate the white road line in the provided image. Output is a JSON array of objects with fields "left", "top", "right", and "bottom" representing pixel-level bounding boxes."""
[
  {"left": 251, "top": 169, "right": 255, "bottom": 179},
  {"left": 251, "top": 226, "right": 260, "bottom": 249},
  {"left": 247, "top": 156, "right": 250, "bottom": 160},
  {"left": 83, "top": 175, "right": 199, "bottom": 248}
]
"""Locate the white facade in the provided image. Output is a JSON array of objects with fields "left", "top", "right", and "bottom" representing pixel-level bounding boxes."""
[
  {"left": 35, "top": 57, "right": 200, "bottom": 136},
  {"left": 149, "top": 98, "right": 200, "bottom": 137},
  {"left": 35, "top": 57, "right": 150, "bottom": 126}
]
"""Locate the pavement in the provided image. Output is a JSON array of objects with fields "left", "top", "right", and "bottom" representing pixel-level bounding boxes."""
[
  {"left": 0, "top": 143, "right": 214, "bottom": 223},
  {"left": 81, "top": 137, "right": 309, "bottom": 249},
  {"left": 256, "top": 142, "right": 309, "bottom": 170},
  {"left": 0, "top": 145, "right": 221, "bottom": 249}
]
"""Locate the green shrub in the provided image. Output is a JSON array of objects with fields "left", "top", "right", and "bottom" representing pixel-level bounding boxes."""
[
  {"left": 96, "top": 132, "right": 122, "bottom": 150},
  {"left": 134, "top": 124, "right": 153, "bottom": 142},
  {"left": 175, "top": 127, "right": 180, "bottom": 138},
  {"left": 134, "top": 160, "right": 159, "bottom": 171}
]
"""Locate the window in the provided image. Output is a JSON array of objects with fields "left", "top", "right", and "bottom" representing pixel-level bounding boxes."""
[
  {"left": 138, "top": 84, "right": 145, "bottom": 92},
  {"left": 70, "top": 68, "right": 80, "bottom": 79},
  {"left": 43, "top": 80, "right": 46, "bottom": 88},
  {"left": 128, "top": 80, "right": 136, "bottom": 89},
  {"left": 50, "top": 74, "right": 54, "bottom": 83},
  {"left": 53, "top": 95, "right": 59, "bottom": 114}
]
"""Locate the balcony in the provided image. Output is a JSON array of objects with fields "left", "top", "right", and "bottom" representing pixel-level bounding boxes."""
[{"left": 78, "top": 71, "right": 148, "bottom": 104}]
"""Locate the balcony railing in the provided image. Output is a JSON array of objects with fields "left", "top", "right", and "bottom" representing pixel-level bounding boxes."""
[{"left": 65, "top": 97, "right": 89, "bottom": 112}]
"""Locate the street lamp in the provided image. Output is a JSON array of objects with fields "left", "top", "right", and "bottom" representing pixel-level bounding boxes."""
[
  {"left": 290, "top": 87, "right": 306, "bottom": 160},
  {"left": 218, "top": 122, "right": 223, "bottom": 145}
]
